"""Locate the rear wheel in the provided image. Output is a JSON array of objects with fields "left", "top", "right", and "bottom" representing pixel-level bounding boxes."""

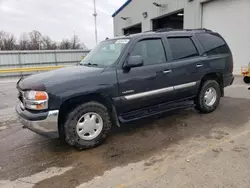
[
  {"left": 64, "top": 101, "right": 112, "bottom": 150},
  {"left": 244, "top": 76, "right": 250, "bottom": 84},
  {"left": 195, "top": 80, "right": 221, "bottom": 113}
]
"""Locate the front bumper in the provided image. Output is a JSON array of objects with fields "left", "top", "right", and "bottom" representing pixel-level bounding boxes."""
[{"left": 16, "top": 103, "right": 59, "bottom": 138}]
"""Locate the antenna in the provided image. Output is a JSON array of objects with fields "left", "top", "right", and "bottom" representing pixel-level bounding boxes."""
[{"left": 93, "top": 0, "right": 98, "bottom": 45}]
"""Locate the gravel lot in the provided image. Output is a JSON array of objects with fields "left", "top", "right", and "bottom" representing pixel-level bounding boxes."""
[{"left": 0, "top": 77, "right": 250, "bottom": 188}]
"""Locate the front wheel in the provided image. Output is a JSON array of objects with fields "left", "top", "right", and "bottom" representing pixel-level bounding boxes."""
[
  {"left": 195, "top": 80, "right": 221, "bottom": 113},
  {"left": 64, "top": 101, "right": 112, "bottom": 150}
]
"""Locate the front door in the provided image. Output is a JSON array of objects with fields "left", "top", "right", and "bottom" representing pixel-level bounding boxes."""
[{"left": 117, "top": 37, "right": 173, "bottom": 113}]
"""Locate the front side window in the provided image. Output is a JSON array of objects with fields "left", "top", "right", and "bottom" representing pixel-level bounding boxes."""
[
  {"left": 168, "top": 37, "right": 199, "bottom": 60},
  {"left": 80, "top": 39, "right": 130, "bottom": 67},
  {"left": 130, "top": 39, "right": 166, "bottom": 66}
]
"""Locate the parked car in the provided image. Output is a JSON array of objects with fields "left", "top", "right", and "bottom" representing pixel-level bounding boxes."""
[{"left": 16, "top": 29, "right": 234, "bottom": 149}]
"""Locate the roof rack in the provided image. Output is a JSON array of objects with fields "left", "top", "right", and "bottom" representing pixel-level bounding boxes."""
[
  {"left": 143, "top": 30, "right": 154, "bottom": 33},
  {"left": 185, "top": 28, "right": 212, "bottom": 32},
  {"left": 155, "top": 28, "right": 176, "bottom": 32},
  {"left": 124, "top": 28, "right": 212, "bottom": 37},
  {"left": 155, "top": 28, "right": 212, "bottom": 33}
]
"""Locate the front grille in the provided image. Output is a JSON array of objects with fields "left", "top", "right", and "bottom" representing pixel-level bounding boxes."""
[{"left": 18, "top": 91, "right": 24, "bottom": 103}]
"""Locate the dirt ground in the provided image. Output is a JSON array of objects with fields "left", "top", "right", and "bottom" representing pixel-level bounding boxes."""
[{"left": 0, "top": 77, "right": 250, "bottom": 188}]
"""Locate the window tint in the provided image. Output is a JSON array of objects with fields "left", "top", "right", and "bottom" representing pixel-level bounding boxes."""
[
  {"left": 168, "top": 37, "right": 199, "bottom": 60},
  {"left": 130, "top": 39, "right": 166, "bottom": 65},
  {"left": 196, "top": 33, "right": 230, "bottom": 55}
]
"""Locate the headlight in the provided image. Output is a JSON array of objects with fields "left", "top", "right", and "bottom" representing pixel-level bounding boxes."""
[
  {"left": 23, "top": 91, "right": 49, "bottom": 110},
  {"left": 24, "top": 91, "right": 48, "bottom": 100}
]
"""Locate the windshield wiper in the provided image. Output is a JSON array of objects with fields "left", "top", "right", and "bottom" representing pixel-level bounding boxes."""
[{"left": 84, "top": 62, "right": 99, "bottom": 67}]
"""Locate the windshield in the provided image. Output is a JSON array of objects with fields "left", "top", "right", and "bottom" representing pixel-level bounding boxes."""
[{"left": 80, "top": 39, "right": 130, "bottom": 67}]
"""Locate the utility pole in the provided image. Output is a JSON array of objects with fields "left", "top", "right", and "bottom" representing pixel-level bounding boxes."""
[{"left": 93, "top": 0, "right": 98, "bottom": 45}]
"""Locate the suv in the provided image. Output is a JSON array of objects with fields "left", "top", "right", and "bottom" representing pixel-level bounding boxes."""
[{"left": 16, "top": 29, "right": 234, "bottom": 149}]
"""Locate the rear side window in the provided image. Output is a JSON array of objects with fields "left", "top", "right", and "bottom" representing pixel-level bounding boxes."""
[
  {"left": 196, "top": 33, "right": 230, "bottom": 55},
  {"left": 168, "top": 37, "right": 199, "bottom": 60},
  {"left": 130, "top": 39, "right": 166, "bottom": 66}
]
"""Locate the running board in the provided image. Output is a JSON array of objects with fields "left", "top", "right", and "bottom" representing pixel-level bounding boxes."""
[{"left": 119, "top": 100, "right": 194, "bottom": 123}]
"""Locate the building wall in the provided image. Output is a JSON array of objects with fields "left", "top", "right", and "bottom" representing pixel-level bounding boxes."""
[
  {"left": 202, "top": 0, "right": 250, "bottom": 73},
  {"left": 113, "top": 0, "right": 250, "bottom": 74},
  {"left": 113, "top": 0, "right": 212, "bottom": 36}
]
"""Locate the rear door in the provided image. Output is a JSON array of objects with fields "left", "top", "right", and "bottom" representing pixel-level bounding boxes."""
[
  {"left": 166, "top": 35, "right": 205, "bottom": 99},
  {"left": 116, "top": 36, "right": 173, "bottom": 113}
]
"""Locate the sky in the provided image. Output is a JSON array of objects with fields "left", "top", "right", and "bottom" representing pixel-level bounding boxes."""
[{"left": 0, "top": 0, "right": 126, "bottom": 48}]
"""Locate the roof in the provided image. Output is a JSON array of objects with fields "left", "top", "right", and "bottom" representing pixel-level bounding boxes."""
[{"left": 112, "top": 0, "right": 132, "bottom": 17}]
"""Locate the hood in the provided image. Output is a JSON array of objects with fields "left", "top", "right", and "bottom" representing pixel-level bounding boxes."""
[{"left": 18, "top": 65, "right": 104, "bottom": 91}]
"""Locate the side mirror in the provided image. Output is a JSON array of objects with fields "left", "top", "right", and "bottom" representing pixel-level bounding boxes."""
[{"left": 124, "top": 55, "right": 144, "bottom": 69}]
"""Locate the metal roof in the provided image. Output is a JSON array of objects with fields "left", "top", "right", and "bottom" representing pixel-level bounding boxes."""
[{"left": 112, "top": 0, "right": 132, "bottom": 17}]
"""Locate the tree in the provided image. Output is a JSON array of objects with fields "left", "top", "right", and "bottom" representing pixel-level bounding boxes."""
[
  {"left": 60, "top": 35, "right": 85, "bottom": 50},
  {"left": 28, "top": 30, "right": 42, "bottom": 50},
  {"left": 0, "top": 30, "right": 88, "bottom": 51},
  {"left": 60, "top": 39, "right": 71, "bottom": 49},
  {"left": 50, "top": 42, "right": 58, "bottom": 50},
  {"left": 71, "top": 34, "right": 81, "bottom": 49},
  {"left": 42, "top": 36, "right": 57, "bottom": 50},
  {"left": 0, "top": 32, "right": 16, "bottom": 50},
  {"left": 80, "top": 42, "right": 88, "bottom": 51},
  {"left": 19, "top": 33, "right": 30, "bottom": 50},
  {"left": 0, "top": 31, "right": 4, "bottom": 50}
]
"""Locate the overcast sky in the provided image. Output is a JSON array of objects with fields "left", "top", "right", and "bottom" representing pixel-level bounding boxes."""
[{"left": 0, "top": 0, "right": 125, "bottom": 48}]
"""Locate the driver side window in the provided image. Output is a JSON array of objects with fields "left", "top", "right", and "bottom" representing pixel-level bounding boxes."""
[{"left": 130, "top": 39, "right": 166, "bottom": 66}]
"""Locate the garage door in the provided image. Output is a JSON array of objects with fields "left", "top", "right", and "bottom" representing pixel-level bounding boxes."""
[{"left": 202, "top": 0, "right": 250, "bottom": 74}]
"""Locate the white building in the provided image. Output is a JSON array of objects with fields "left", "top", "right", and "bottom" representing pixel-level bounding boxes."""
[{"left": 112, "top": 0, "right": 250, "bottom": 74}]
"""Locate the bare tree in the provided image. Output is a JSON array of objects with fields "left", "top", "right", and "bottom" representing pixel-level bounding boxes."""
[
  {"left": 80, "top": 42, "right": 88, "bottom": 51},
  {"left": 59, "top": 35, "right": 85, "bottom": 50},
  {"left": 0, "top": 32, "right": 16, "bottom": 50},
  {"left": 42, "top": 36, "right": 57, "bottom": 50},
  {"left": 0, "top": 31, "right": 4, "bottom": 50},
  {"left": 71, "top": 34, "right": 81, "bottom": 49},
  {"left": 60, "top": 39, "right": 71, "bottom": 49},
  {"left": 19, "top": 33, "right": 30, "bottom": 50},
  {"left": 0, "top": 30, "right": 88, "bottom": 51},
  {"left": 50, "top": 42, "right": 58, "bottom": 50},
  {"left": 4, "top": 34, "right": 16, "bottom": 50},
  {"left": 28, "top": 30, "right": 42, "bottom": 50}
]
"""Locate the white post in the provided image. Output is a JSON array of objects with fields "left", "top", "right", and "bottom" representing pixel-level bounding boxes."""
[{"left": 93, "top": 0, "right": 98, "bottom": 45}]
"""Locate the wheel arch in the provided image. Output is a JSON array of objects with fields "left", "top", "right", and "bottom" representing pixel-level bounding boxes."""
[
  {"left": 58, "top": 93, "right": 119, "bottom": 139},
  {"left": 199, "top": 72, "right": 224, "bottom": 96}
]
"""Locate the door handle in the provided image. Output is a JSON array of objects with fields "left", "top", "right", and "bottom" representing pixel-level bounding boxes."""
[
  {"left": 196, "top": 64, "right": 203, "bottom": 68},
  {"left": 163, "top": 69, "right": 172, "bottom": 74}
]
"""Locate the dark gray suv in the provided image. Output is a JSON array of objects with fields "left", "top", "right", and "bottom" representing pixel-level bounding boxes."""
[{"left": 16, "top": 29, "right": 234, "bottom": 149}]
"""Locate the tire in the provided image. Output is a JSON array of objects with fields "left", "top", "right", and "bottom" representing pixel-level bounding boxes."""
[
  {"left": 244, "top": 76, "right": 250, "bottom": 84},
  {"left": 64, "top": 101, "right": 112, "bottom": 150},
  {"left": 195, "top": 80, "right": 221, "bottom": 113}
]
